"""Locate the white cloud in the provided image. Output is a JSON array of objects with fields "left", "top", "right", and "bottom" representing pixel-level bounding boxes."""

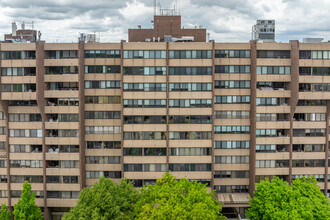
[{"left": 0, "top": 0, "right": 329, "bottom": 42}]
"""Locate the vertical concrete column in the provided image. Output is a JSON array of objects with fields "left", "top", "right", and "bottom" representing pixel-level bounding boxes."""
[
  {"left": 166, "top": 42, "right": 170, "bottom": 171},
  {"left": 289, "top": 40, "right": 300, "bottom": 184},
  {"left": 0, "top": 44, "right": 11, "bottom": 209},
  {"left": 211, "top": 41, "right": 215, "bottom": 189},
  {"left": 249, "top": 41, "right": 257, "bottom": 196},
  {"left": 120, "top": 42, "right": 124, "bottom": 178},
  {"left": 78, "top": 41, "right": 86, "bottom": 189},
  {"left": 35, "top": 41, "right": 51, "bottom": 219},
  {"left": 324, "top": 101, "right": 330, "bottom": 196}
]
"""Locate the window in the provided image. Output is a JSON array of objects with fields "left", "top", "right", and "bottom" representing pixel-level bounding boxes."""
[
  {"left": 299, "top": 51, "right": 311, "bottom": 59},
  {"left": 214, "top": 141, "right": 249, "bottom": 149},
  {"left": 123, "top": 83, "right": 166, "bottom": 92},
  {"left": 169, "top": 164, "right": 211, "bottom": 171},
  {"left": 256, "top": 160, "right": 289, "bottom": 168},
  {"left": 47, "top": 160, "right": 79, "bottom": 168},
  {"left": 8, "top": 100, "right": 37, "bottom": 106},
  {"left": 0, "top": 142, "right": 6, "bottom": 150},
  {"left": 214, "top": 171, "right": 249, "bottom": 178},
  {"left": 293, "top": 129, "right": 325, "bottom": 137},
  {"left": 215, "top": 50, "right": 250, "bottom": 58},
  {"left": 215, "top": 111, "right": 250, "bottom": 119},
  {"left": 169, "top": 99, "right": 212, "bottom": 108},
  {"left": 169, "top": 50, "right": 212, "bottom": 59},
  {"left": 168, "top": 115, "right": 211, "bottom": 124},
  {"left": 123, "top": 132, "right": 166, "bottom": 140},
  {"left": 84, "top": 65, "right": 121, "bottom": 73},
  {"left": 86, "top": 141, "right": 121, "bottom": 149},
  {"left": 292, "top": 160, "right": 325, "bottom": 167},
  {"left": 311, "top": 51, "right": 330, "bottom": 59},
  {"left": 10, "top": 160, "right": 42, "bottom": 168},
  {"left": 2, "top": 84, "right": 36, "bottom": 92},
  {"left": 0, "top": 161, "right": 6, "bottom": 168},
  {"left": 256, "top": 98, "right": 286, "bottom": 106},
  {"left": 257, "top": 50, "right": 290, "bottom": 58},
  {"left": 10, "top": 175, "right": 43, "bottom": 183},
  {"left": 85, "top": 81, "right": 121, "bottom": 89},
  {"left": 214, "top": 185, "right": 249, "bottom": 193},
  {"left": 169, "top": 148, "right": 211, "bottom": 156},
  {"left": 256, "top": 129, "right": 286, "bottom": 137},
  {"left": 169, "top": 67, "right": 212, "bottom": 75},
  {"left": 257, "top": 113, "right": 287, "bottom": 122},
  {"left": 297, "top": 100, "right": 326, "bottom": 106},
  {"left": 86, "top": 156, "right": 121, "bottom": 164},
  {"left": 214, "top": 126, "right": 250, "bottom": 134},
  {"left": 85, "top": 96, "right": 121, "bottom": 104},
  {"left": 124, "top": 99, "right": 166, "bottom": 108},
  {"left": 215, "top": 65, "right": 250, "bottom": 73},
  {"left": 292, "top": 174, "right": 324, "bottom": 182},
  {"left": 46, "top": 66, "right": 78, "bottom": 75},
  {"left": 47, "top": 98, "right": 79, "bottom": 106},
  {"left": 86, "top": 171, "right": 121, "bottom": 179},
  {"left": 84, "top": 50, "right": 121, "bottom": 58},
  {"left": 215, "top": 80, "right": 250, "bottom": 89},
  {"left": 214, "top": 96, "right": 250, "bottom": 104},
  {"left": 123, "top": 67, "right": 166, "bottom": 75},
  {"left": 85, "top": 126, "right": 121, "bottom": 134},
  {"left": 85, "top": 111, "right": 121, "bottom": 119},
  {"left": 10, "top": 145, "right": 42, "bottom": 153},
  {"left": 293, "top": 113, "right": 326, "bottom": 121},
  {"left": 256, "top": 66, "right": 291, "bottom": 75},
  {"left": 123, "top": 50, "right": 166, "bottom": 59},
  {"left": 1, "top": 67, "right": 36, "bottom": 76},
  {"left": 46, "top": 50, "right": 78, "bottom": 59},
  {"left": 9, "top": 114, "right": 41, "bottom": 122},
  {"left": 47, "top": 191, "right": 79, "bottom": 199},
  {"left": 1, "top": 51, "right": 35, "bottom": 60},
  {"left": 124, "top": 116, "right": 166, "bottom": 124},
  {"left": 124, "top": 164, "right": 166, "bottom": 172},
  {"left": 169, "top": 132, "right": 211, "bottom": 140},
  {"left": 215, "top": 156, "right": 249, "bottom": 164},
  {"left": 293, "top": 144, "right": 324, "bottom": 152},
  {"left": 9, "top": 129, "right": 42, "bottom": 137}
]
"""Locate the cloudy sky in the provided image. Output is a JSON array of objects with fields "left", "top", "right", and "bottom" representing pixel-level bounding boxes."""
[{"left": 0, "top": 0, "right": 329, "bottom": 43}]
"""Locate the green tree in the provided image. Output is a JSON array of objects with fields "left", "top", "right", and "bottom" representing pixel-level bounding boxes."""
[
  {"left": 246, "top": 176, "right": 330, "bottom": 220},
  {"left": 0, "top": 204, "right": 11, "bottom": 220},
  {"left": 63, "top": 176, "right": 140, "bottom": 220},
  {"left": 135, "top": 172, "right": 225, "bottom": 220},
  {"left": 13, "top": 181, "right": 43, "bottom": 220}
]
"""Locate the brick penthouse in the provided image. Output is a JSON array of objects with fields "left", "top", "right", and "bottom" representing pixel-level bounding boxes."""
[{"left": 0, "top": 15, "right": 329, "bottom": 219}]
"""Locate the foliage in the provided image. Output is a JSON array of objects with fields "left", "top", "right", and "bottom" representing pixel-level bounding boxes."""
[
  {"left": 0, "top": 204, "right": 11, "bottom": 220},
  {"left": 13, "top": 181, "right": 43, "bottom": 220},
  {"left": 246, "top": 176, "right": 330, "bottom": 220},
  {"left": 135, "top": 172, "right": 225, "bottom": 220},
  {"left": 63, "top": 176, "right": 140, "bottom": 220}
]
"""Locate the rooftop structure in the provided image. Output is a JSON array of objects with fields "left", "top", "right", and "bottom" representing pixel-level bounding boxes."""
[
  {"left": 4, "top": 21, "right": 38, "bottom": 43},
  {"left": 252, "top": 20, "right": 275, "bottom": 42}
]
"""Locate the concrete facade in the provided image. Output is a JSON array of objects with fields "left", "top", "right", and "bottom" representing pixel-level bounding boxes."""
[{"left": 0, "top": 40, "right": 329, "bottom": 219}]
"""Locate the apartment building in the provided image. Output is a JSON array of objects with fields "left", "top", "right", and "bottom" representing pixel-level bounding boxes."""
[{"left": 0, "top": 16, "right": 329, "bottom": 219}]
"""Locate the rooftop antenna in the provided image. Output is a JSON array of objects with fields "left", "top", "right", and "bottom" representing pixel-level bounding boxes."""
[{"left": 154, "top": 0, "right": 157, "bottom": 15}]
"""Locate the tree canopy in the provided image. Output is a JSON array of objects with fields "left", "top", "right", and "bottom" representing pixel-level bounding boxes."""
[
  {"left": 12, "top": 181, "right": 43, "bottom": 220},
  {"left": 134, "top": 172, "right": 225, "bottom": 220},
  {"left": 0, "top": 204, "right": 11, "bottom": 220},
  {"left": 246, "top": 176, "right": 330, "bottom": 220},
  {"left": 63, "top": 177, "right": 140, "bottom": 220}
]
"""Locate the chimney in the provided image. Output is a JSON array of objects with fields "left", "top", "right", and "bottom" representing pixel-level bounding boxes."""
[
  {"left": 12, "top": 22, "right": 17, "bottom": 36},
  {"left": 21, "top": 21, "right": 25, "bottom": 30}
]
